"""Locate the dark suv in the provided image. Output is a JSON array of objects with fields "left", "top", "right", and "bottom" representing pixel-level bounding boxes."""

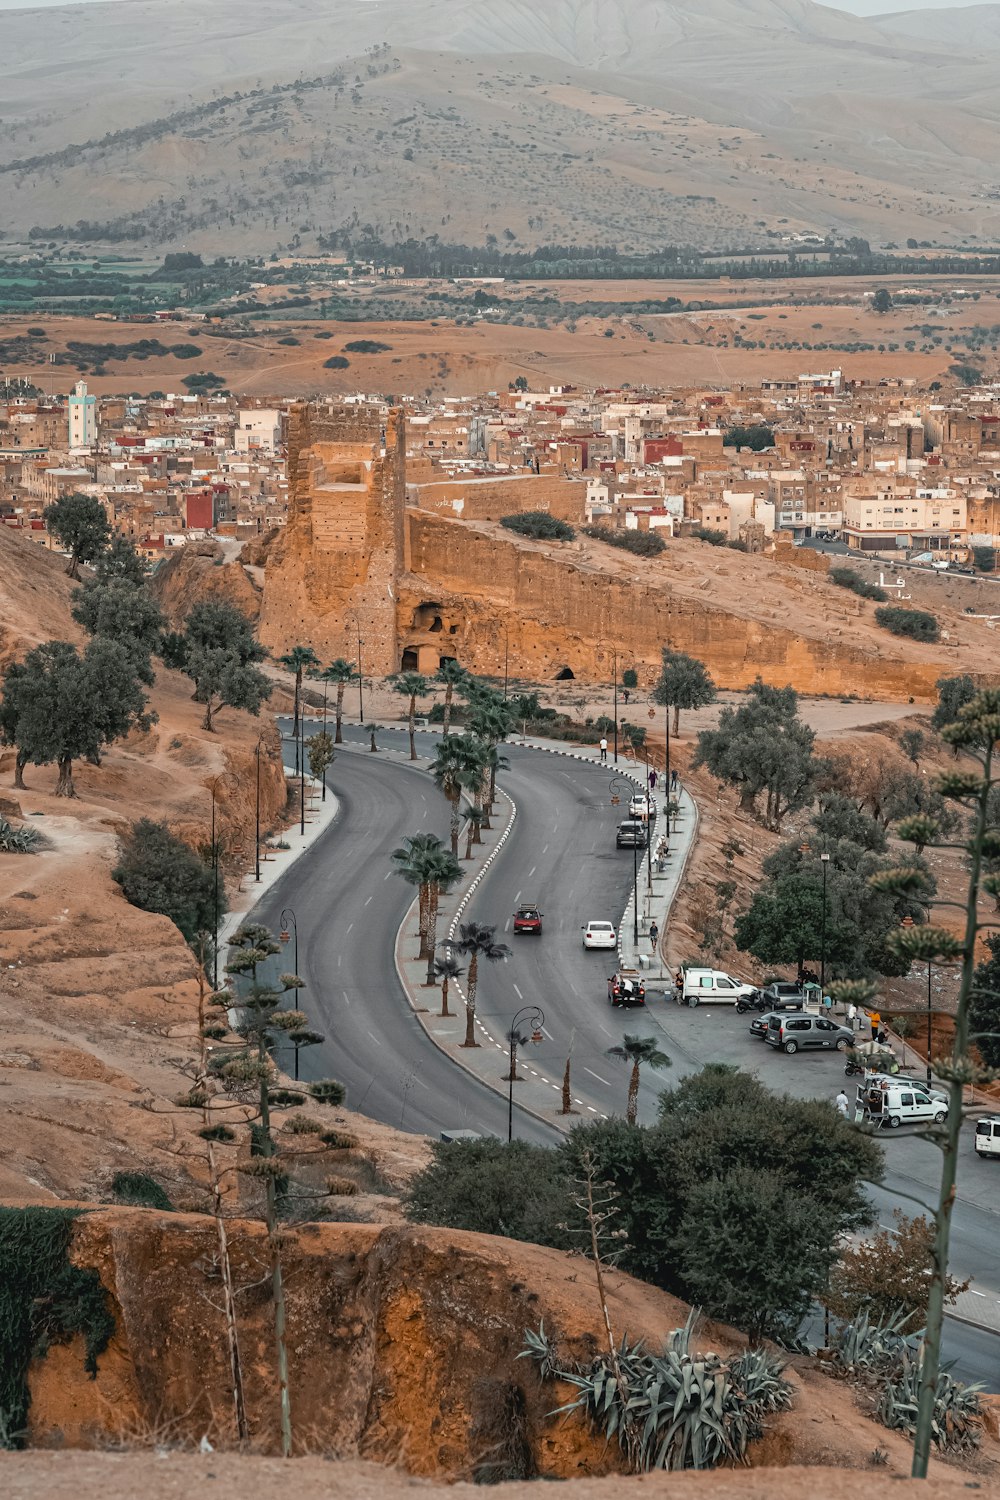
[
  {"left": 616, "top": 820, "right": 648, "bottom": 849},
  {"left": 756, "top": 982, "right": 805, "bottom": 1012},
  {"left": 766, "top": 1014, "right": 853, "bottom": 1054}
]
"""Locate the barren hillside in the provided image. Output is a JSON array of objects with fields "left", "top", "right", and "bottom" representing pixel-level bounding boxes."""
[{"left": 3, "top": 0, "right": 1000, "bottom": 251}]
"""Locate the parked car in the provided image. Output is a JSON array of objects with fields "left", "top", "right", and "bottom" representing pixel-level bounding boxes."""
[
  {"left": 975, "top": 1115, "right": 1000, "bottom": 1158},
  {"left": 629, "top": 792, "right": 656, "bottom": 820},
  {"left": 864, "top": 1083, "right": 948, "bottom": 1128},
  {"left": 513, "top": 905, "right": 542, "bottom": 935},
  {"left": 766, "top": 1014, "right": 854, "bottom": 1053},
  {"left": 867, "top": 1072, "right": 947, "bottom": 1105},
  {"left": 752, "top": 981, "right": 806, "bottom": 1013},
  {"left": 608, "top": 968, "right": 646, "bottom": 1007},
  {"left": 616, "top": 820, "right": 648, "bottom": 849},
  {"left": 749, "top": 1010, "right": 783, "bottom": 1039},
  {"left": 583, "top": 920, "right": 617, "bottom": 951},
  {"left": 683, "top": 967, "right": 758, "bottom": 1006}
]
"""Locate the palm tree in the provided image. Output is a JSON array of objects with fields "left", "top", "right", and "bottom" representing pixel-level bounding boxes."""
[
  {"left": 430, "top": 734, "right": 477, "bottom": 857},
  {"left": 464, "top": 805, "right": 484, "bottom": 860},
  {"left": 423, "top": 845, "right": 463, "bottom": 983},
  {"left": 278, "top": 645, "right": 320, "bottom": 738},
  {"left": 468, "top": 695, "right": 514, "bottom": 812},
  {"left": 318, "top": 658, "right": 356, "bottom": 744},
  {"left": 433, "top": 953, "right": 465, "bottom": 1018},
  {"left": 605, "top": 1034, "right": 671, "bottom": 1125},
  {"left": 390, "top": 833, "right": 449, "bottom": 961},
  {"left": 453, "top": 920, "right": 510, "bottom": 1048},
  {"left": 390, "top": 670, "right": 430, "bottom": 760},
  {"left": 435, "top": 659, "right": 469, "bottom": 737}
]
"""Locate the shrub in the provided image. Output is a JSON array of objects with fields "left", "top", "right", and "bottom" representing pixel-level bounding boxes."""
[
  {"left": 723, "top": 424, "right": 774, "bottom": 451},
  {"left": 0, "top": 816, "right": 39, "bottom": 853},
  {"left": 583, "top": 524, "right": 666, "bottom": 556},
  {"left": 972, "top": 545, "right": 996, "bottom": 573},
  {"left": 874, "top": 605, "right": 940, "bottom": 642},
  {"left": 112, "top": 817, "right": 221, "bottom": 946},
  {"left": 182, "top": 371, "right": 224, "bottom": 390},
  {"left": 323, "top": 355, "right": 350, "bottom": 370},
  {"left": 277, "top": 336, "right": 300, "bottom": 346},
  {"left": 326, "top": 1175, "right": 360, "bottom": 1196},
  {"left": 689, "top": 526, "right": 728, "bottom": 546},
  {"left": 343, "top": 339, "right": 392, "bottom": 353},
  {"left": 405, "top": 1138, "right": 571, "bottom": 1245},
  {"left": 830, "top": 567, "right": 888, "bottom": 602},
  {"left": 500, "top": 511, "right": 575, "bottom": 541},
  {"left": 109, "top": 1171, "right": 173, "bottom": 1211},
  {"left": 321, "top": 1130, "right": 360, "bottom": 1150}
]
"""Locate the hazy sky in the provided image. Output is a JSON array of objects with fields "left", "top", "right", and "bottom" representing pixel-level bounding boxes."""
[{"left": 0, "top": 0, "right": 992, "bottom": 9}]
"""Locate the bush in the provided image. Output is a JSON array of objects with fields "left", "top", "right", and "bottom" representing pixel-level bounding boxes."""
[
  {"left": 343, "top": 339, "right": 392, "bottom": 353},
  {"left": 723, "top": 424, "right": 774, "bottom": 451},
  {"left": 874, "top": 605, "right": 940, "bottom": 642},
  {"left": 500, "top": 511, "right": 575, "bottom": 541},
  {"left": 405, "top": 1139, "right": 572, "bottom": 1245},
  {"left": 583, "top": 524, "right": 666, "bottom": 556},
  {"left": 182, "top": 371, "right": 224, "bottom": 391},
  {"left": 0, "top": 816, "right": 39, "bottom": 853},
  {"left": 323, "top": 355, "right": 350, "bottom": 370},
  {"left": 109, "top": 1171, "right": 173, "bottom": 1210},
  {"left": 112, "top": 817, "right": 221, "bottom": 946},
  {"left": 689, "top": 526, "right": 728, "bottom": 546},
  {"left": 972, "top": 545, "right": 996, "bottom": 573},
  {"left": 830, "top": 567, "right": 888, "bottom": 602}
]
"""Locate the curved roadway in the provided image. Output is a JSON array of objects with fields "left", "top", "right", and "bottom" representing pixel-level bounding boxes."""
[{"left": 256, "top": 720, "right": 999, "bottom": 1385}]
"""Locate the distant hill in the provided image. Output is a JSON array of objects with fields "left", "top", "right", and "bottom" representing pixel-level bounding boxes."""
[{"left": 2, "top": 0, "right": 1000, "bottom": 253}]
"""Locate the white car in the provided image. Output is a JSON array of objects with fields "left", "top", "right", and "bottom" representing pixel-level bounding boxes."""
[
  {"left": 629, "top": 793, "right": 654, "bottom": 820},
  {"left": 583, "top": 920, "right": 617, "bottom": 951}
]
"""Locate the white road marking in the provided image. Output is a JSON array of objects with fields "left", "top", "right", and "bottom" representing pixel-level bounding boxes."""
[
  {"left": 342, "top": 991, "right": 350, "bottom": 1005},
  {"left": 366, "top": 1030, "right": 379, "bottom": 1044},
  {"left": 364, "top": 896, "right": 373, "bottom": 906},
  {"left": 527, "top": 866, "right": 536, "bottom": 878},
  {"left": 384, "top": 870, "right": 393, "bottom": 880},
  {"left": 584, "top": 1068, "right": 611, "bottom": 1087},
  {"left": 513, "top": 983, "right": 523, "bottom": 999},
  {"left": 542, "top": 844, "right": 549, "bottom": 854},
  {"left": 346, "top": 923, "right": 354, "bottom": 935}
]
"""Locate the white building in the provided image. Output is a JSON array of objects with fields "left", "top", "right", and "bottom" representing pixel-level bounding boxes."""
[
  {"left": 67, "top": 381, "right": 97, "bottom": 450},
  {"left": 235, "top": 408, "right": 282, "bottom": 457}
]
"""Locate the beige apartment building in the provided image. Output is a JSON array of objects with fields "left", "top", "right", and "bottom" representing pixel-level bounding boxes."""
[{"left": 843, "top": 491, "right": 967, "bottom": 553}]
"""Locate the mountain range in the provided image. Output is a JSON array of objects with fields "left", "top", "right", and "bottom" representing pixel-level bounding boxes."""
[{"left": 2, "top": 0, "right": 1000, "bottom": 253}]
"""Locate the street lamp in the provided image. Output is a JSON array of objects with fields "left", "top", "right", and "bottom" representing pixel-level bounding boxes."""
[
  {"left": 610, "top": 775, "right": 639, "bottom": 946},
  {"left": 279, "top": 907, "right": 300, "bottom": 984},
  {"left": 612, "top": 647, "right": 619, "bottom": 765},
  {"left": 820, "top": 851, "right": 830, "bottom": 993},
  {"left": 506, "top": 1004, "right": 545, "bottom": 1142},
  {"left": 503, "top": 621, "right": 509, "bottom": 701},
  {"left": 208, "top": 770, "right": 239, "bottom": 989},
  {"left": 901, "top": 914, "right": 933, "bottom": 1083}
]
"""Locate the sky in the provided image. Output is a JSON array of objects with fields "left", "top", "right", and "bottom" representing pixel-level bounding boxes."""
[{"left": 0, "top": 0, "right": 992, "bottom": 9}]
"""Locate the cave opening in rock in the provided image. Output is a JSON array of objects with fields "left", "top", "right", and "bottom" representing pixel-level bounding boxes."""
[{"left": 554, "top": 666, "right": 575, "bottom": 681}]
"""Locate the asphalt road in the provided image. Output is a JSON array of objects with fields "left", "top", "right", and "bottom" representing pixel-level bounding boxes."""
[{"left": 256, "top": 719, "right": 999, "bottom": 1383}]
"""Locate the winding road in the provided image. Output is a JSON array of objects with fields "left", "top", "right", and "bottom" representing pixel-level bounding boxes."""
[{"left": 248, "top": 719, "right": 1000, "bottom": 1386}]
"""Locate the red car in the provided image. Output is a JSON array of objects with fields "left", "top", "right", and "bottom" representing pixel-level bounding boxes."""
[{"left": 513, "top": 905, "right": 543, "bottom": 935}]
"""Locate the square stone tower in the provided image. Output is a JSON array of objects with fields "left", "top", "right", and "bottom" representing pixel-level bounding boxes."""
[{"left": 259, "top": 402, "right": 405, "bottom": 673}]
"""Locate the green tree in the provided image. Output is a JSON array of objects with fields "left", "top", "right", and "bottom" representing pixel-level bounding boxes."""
[
  {"left": 605, "top": 1034, "right": 671, "bottom": 1125},
  {"left": 71, "top": 579, "right": 165, "bottom": 681},
  {"left": 405, "top": 1139, "right": 570, "bottom": 1243},
  {"left": 872, "top": 287, "right": 893, "bottom": 314},
  {"left": 621, "top": 667, "right": 639, "bottom": 693},
  {"left": 317, "top": 658, "right": 356, "bottom": 744},
  {"left": 970, "top": 930, "right": 1000, "bottom": 1070},
  {"left": 932, "top": 674, "right": 977, "bottom": 734},
  {"left": 389, "top": 670, "right": 430, "bottom": 760},
  {"left": 693, "top": 678, "right": 818, "bottom": 829},
  {"left": 430, "top": 733, "right": 480, "bottom": 856},
  {"left": 899, "top": 727, "right": 925, "bottom": 766},
  {"left": 0, "top": 659, "right": 29, "bottom": 789},
  {"left": 723, "top": 424, "right": 774, "bottom": 451},
  {"left": 874, "top": 605, "right": 939, "bottom": 643},
  {"left": 277, "top": 645, "right": 320, "bottom": 737},
  {"left": 181, "top": 601, "right": 271, "bottom": 732},
  {"left": 825, "top": 1211, "right": 968, "bottom": 1334},
  {"left": 500, "top": 511, "right": 575, "bottom": 541},
  {"left": 972, "top": 545, "right": 996, "bottom": 573},
  {"left": 391, "top": 833, "right": 462, "bottom": 982},
  {"left": 42, "top": 493, "right": 110, "bottom": 579},
  {"left": 306, "top": 729, "right": 334, "bottom": 785},
  {"left": 113, "top": 817, "right": 220, "bottom": 946},
  {"left": 433, "top": 953, "right": 464, "bottom": 1018},
  {"left": 453, "top": 920, "right": 510, "bottom": 1048},
  {"left": 652, "top": 648, "right": 717, "bottom": 735},
  {"left": 8, "top": 637, "right": 154, "bottom": 796},
  {"left": 949, "top": 362, "right": 982, "bottom": 387},
  {"left": 435, "top": 658, "right": 469, "bottom": 737},
  {"left": 93, "top": 534, "right": 148, "bottom": 586}
]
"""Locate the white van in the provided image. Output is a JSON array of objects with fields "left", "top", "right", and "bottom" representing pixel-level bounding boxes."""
[
  {"left": 975, "top": 1116, "right": 1000, "bottom": 1159},
  {"left": 683, "top": 968, "right": 758, "bottom": 1006},
  {"left": 865, "top": 1083, "right": 948, "bottom": 1129}
]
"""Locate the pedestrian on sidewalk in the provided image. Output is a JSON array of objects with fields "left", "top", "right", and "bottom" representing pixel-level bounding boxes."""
[
  {"left": 649, "top": 919, "right": 659, "bottom": 952},
  {"left": 674, "top": 966, "right": 684, "bottom": 1003},
  {"left": 835, "top": 1089, "right": 849, "bottom": 1118},
  {"left": 846, "top": 1001, "right": 857, "bottom": 1030},
  {"left": 599, "top": 735, "right": 608, "bottom": 763},
  {"left": 648, "top": 768, "right": 658, "bottom": 790},
  {"left": 670, "top": 767, "right": 679, "bottom": 792}
]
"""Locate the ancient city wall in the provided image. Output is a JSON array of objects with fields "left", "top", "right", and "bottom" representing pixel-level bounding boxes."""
[
  {"left": 409, "top": 473, "right": 584, "bottom": 524},
  {"left": 403, "top": 513, "right": 948, "bottom": 700}
]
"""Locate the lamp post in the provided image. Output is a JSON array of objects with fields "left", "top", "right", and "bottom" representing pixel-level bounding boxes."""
[
  {"left": 642, "top": 745, "right": 653, "bottom": 892},
  {"left": 279, "top": 907, "right": 299, "bottom": 981},
  {"left": 820, "top": 850, "right": 830, "bottom": 993},
  {"left": 503, "top": 622, "right": 509, "bottom": 701},
  {"left": 208, "top": 771, "right": 239, "bottom": 989},
  {"left": 612, "top": 647, "right": 619, "bottom": 765},
  {"left": 506, "top": 1004, "right": 545, "bottom": 1143},
  {"left": 901, "top": 914, "right": 933, "bottom": 1082}
]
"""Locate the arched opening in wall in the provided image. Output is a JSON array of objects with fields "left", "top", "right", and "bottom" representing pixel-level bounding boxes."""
[
  {"left": 554, "top": 666, "right": 575, "bottom": 681},
  {"left": 429, "top": 615, "right": 443, "bottom": 633},
  {"left": 401, "top": 647, "right": 420, "bottom": 671}
]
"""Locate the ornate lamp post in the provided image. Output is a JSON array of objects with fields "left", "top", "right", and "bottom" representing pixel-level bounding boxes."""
[
  {"left": 279, "top": 907, "right": 300, "bottom": 986},
  {"left": 347, "top": 614, "right": 364, "bottom": 724},
  {"left": 506, "top": 1004, "right": 545, "bottom": 1143},
  {"left": 254, "top": 731, "right": 268, "bottom": 883},
  {"left": 820, "top": 850, "right": 830, "bottom": 993}
]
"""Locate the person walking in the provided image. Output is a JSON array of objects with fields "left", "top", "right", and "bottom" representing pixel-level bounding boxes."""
[
  {"left": 674, "top": 966, "right": 684, "bottom": 1003},
  {"left": 649, "top": 768, "right": 658, "bottom": 791},
  {"left": 869, "top": 1009, "right": 881, "bottom": 1039},
  {"left": 835, "top": 1089, "right": 849, "bottom": 1118},
  {"left": 670, "top": 767, "right": 679, "bottom": 792},
  {"left": 846, "top": 1001, "right": 857, "bottom": 1031},
  {"left": 599, "top": 735, "right": 608, "bottom": 764},
  {"left": 649, "top": 919, "right": 659, "bottom": 953}
]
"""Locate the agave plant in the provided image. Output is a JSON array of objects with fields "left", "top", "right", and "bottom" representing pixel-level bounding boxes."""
[
  {"left": 878, "top": 1347, "right": 982, "bottom": 1454},
  {"left": 521, "top": 1313, "right": 792, "bottom": 1472},
  {"left": 0, "top": 815, "right": 39, "bottom": 853},
  {"left": 829, "top": 1308, "right": 916, "bottom": 1380}
]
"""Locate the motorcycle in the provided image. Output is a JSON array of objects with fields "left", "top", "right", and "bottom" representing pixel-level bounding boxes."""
[
  {"left": 735, "top": 991, "right": 763, "bottom": 1014},
  {"left": 844, "top": 1057, "right": 866, "bottom": 1077}
]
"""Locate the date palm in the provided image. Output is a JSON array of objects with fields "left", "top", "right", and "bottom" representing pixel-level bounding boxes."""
[
  {"left": 317, "top": 658, "right": 356, "bottom": 744},
  {"left": 433, "top": 953, "right": 465, "bottom": 1018},
  {"left": 390, "top": 670, "right": 430, "bottom": 760},
  {"left": 391, "top": 833, "right": 450, "bottom": 961},
  {"left": 453, "top": 920, "right": 511, "bottom": 1048},
  {"left": 606, "top": 1034, "right": 671, "bottom": 1125},
  {"left": 435, "top": 658, "right": 469, "bottom": 737},
  {"left": 278, "top": 645, "right": 319, "bottom": 737},
  {"left": 430, "top": 734, "right": 479, "bottom": 857}
]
